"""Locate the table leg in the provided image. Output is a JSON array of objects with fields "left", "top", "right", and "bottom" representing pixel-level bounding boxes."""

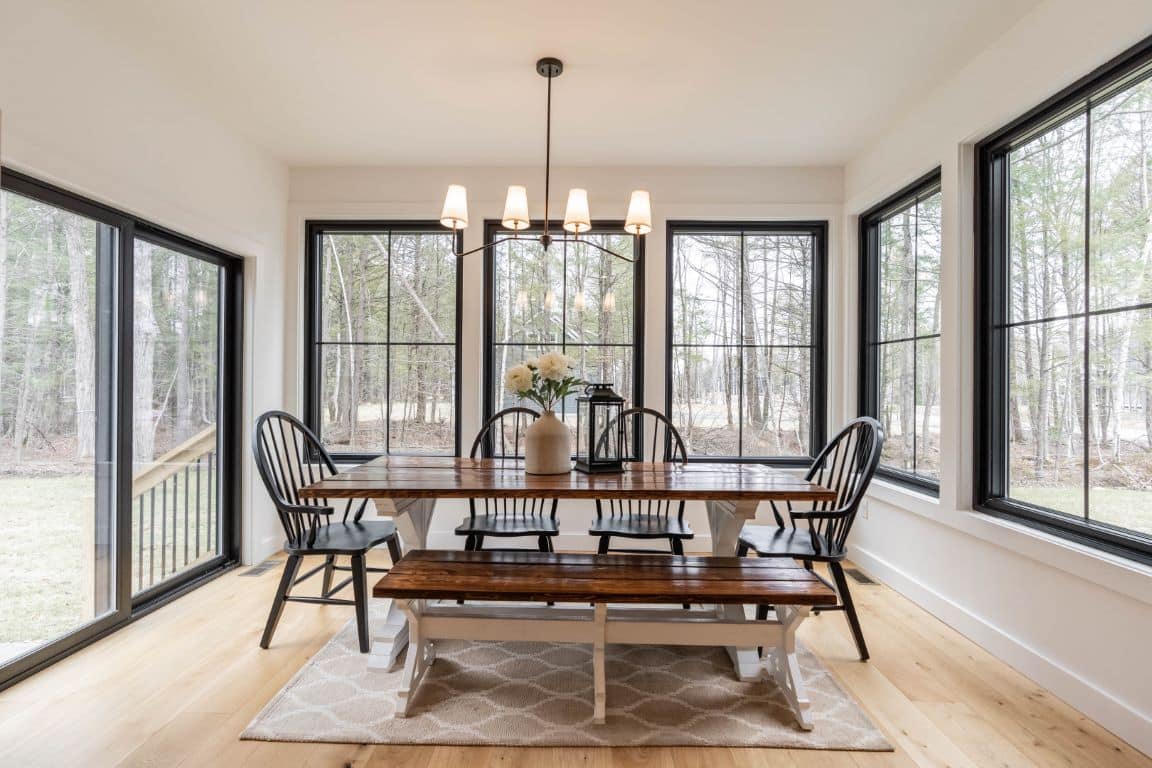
[
  {"left": 770, "top": 604, "right": 814, "bottom": 729},
  {"left": 369, "top": 497, "right": 437, "bottom": 671},
  {"left": 706, "top": 499, "right": 762, "bottom": 681}
]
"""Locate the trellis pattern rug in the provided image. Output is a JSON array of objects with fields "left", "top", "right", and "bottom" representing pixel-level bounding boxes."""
[{"left": 243, "top": 619, "right": 890, "bottom": 749}]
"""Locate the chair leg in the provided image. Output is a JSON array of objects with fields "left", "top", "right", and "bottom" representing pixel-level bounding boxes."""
[
  {"left": 597, "top": 536, "right": 611, "bottom": 554},
  {"left": 386, "top": 534, "right": 403, "bottom": 566},
  {"left": 474, "top": 535, "right": 485, "bottom": 551},
  {"left": 537, "top": 535, "right": 549, "bottom": 552},
  {"left": 350, "top": 554, "right": 371, "bottom": 653},
  {"left": 754, "top": 603, "right": 772, "bottom": 656},
  {"left": 260, "top": 554, "right": 301, "bottom": 649},
  {"left": 736, "top": 542, "right": 750, "bottom": 557},
  {"left": 670, "top": 538, "right": 690, "bottom": 608},
  {"left": 321, "top": 555, "right": 336, "bottom": 597},
  {"left": 829, "top": 561, "right": 869, "bottom": 661}
]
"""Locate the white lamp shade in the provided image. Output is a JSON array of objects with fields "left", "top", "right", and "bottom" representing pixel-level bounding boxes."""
[
  {"left": 563, "top": 188, "right": 591, "bottom": 234},
  {"left": 602, "top": 291, "right": 616, "bottom": 312},
  {"left": 501, "top": 185, "right": 530, "bottom": 230},
  {"left": 573, "top": 290, "right": 586, "bottom": 310},
  {"left": 440, "top": 184, "right": 469, "bottom": 229},
  {"left": 624, "top": 189, "right": 652, "bottom": 235}
]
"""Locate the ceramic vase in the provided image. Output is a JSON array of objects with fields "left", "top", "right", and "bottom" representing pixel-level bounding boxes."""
[{"left": 524, "top": 410, "right": 572, "bottom": 475}]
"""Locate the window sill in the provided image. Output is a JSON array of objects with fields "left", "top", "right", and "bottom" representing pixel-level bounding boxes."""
[{"left": 862, "top": 483, "right": 1152, "bottom": 607}]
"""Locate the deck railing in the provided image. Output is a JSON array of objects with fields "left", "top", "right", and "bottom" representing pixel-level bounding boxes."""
[{"left": 131, "top": 427, "right": 218, "bottom": 594}]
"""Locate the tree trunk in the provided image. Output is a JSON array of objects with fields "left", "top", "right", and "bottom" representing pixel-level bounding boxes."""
[
  {"left": 62, "top": 214, "right": 96, "bottom": 458},
  {"left": 13, "top": 285, "right": 47, "bottom": 462},
  {"left": 741, "top": 245, "right": 762, "bottom": 430},
  {"left": 174, "top": 254, "right": 192, "bottom": 439},
  {"left": 134, "top": 243, "right": 158, "bottom": 465}
]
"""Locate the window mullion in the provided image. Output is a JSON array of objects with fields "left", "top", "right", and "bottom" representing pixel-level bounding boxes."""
[{"left": 1082, "top": 105, "right": 1092, "bottom": 524}]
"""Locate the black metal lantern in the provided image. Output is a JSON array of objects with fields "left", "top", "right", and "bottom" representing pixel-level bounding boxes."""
[{"left": 574, "top": 383, "right": 626, "bottom": 474}]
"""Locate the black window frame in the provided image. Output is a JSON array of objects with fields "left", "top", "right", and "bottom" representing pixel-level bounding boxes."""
[
  {"left": 975, "top": 35, "right": 1152, "bottom": 565},
  {"left": 303, "top": 220, "right": 463, "bottom": 462},
  {"left": 666, "top": 220, "right": 828, "bottom": 466},
  {"left": 0, "top": 167, "right": 244, "bottom": 691},
  {"left": 859, "top": 169, "right": 943, "bottom": 495},
  {"left": 481, "top": 220, "right": 645, "bottom": 424}
]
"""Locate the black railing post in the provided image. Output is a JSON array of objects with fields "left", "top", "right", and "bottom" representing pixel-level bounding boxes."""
[
  {"left": 161, "top": 479, "right": 168, "bottom": 578},
  {"left": 149, "top": 487, "right": 156, "bottom": 586}
]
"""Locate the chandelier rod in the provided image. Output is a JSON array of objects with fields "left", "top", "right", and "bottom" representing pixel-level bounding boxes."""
[{"left": 544, "top": 64, "right": 553, "bottom": 248}]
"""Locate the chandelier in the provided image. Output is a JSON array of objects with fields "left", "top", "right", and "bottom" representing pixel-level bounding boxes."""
[{"left": 438, "top": 57, "right": 651, "bottom": 263}]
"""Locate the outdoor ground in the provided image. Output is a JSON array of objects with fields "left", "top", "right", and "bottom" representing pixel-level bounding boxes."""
[{"left": 1, "top": 475, "right": 215, "bottom": 666}]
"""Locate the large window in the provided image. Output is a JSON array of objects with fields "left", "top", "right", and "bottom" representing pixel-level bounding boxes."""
[
  {"left": 484, "top": 222, "right": 642, "bottom": 424},
  {"left": 668, "top": 222, "right": 826, "bottom": 462},
  {"left": 0, "top": 169, "right": 242, "bottom": 689},
  {"left": 860, "top": 171, "right": 942, "bottom": 492},
  {"left": 304, "top": 222, "right": 461, "bottom": 460},
  {"left": 977, "top": 38, "right": 1152, "bottom": 561}
]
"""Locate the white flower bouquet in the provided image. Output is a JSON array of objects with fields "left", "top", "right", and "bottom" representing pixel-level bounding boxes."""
[{"left": 503, "top": 350, "right": 587, "bottom": 413}]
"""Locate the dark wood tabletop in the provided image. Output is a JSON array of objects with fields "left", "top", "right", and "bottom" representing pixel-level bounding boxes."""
[
  {"left": 373, "top": 549, "right": 839, "bottom": 605},
  {"left": 297, "top": 456, "right": 837, "bottom": 503}
]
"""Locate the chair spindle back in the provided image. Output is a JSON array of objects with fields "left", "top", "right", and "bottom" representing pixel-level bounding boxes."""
[
  {"left": 470, "top": 407, "right": 557, "bottom": 521},
  {"left": 597, "top": 408, "right": 688, "bottom": 522},
  {"left": 253, "top": 410, "right": 365, "bottom": 549},
  {"left": 769, "top": 416, "right": 884, "bottom": 553}
]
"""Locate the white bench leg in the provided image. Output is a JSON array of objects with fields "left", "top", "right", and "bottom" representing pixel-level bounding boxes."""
[
  {"left": 394, "top": 599, "right": 434, "bottom": 718},
  {"left": 770, "top": 604, "right": 813, "bottom": 730},
  {"left": 592, "top": 603, "right": 607, "bottom": 724}
]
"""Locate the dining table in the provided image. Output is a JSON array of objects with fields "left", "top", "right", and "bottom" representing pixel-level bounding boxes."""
[{"left": 297, "top": 455, "right": 837, "bottom": 680}]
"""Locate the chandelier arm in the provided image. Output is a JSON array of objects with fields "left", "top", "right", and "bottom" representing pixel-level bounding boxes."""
[
  {"left": 551, "top": 236, "right": 636, "bottom": 264},
  {"left": 454, "top": 236, "right": 522, "bottom": 259}
]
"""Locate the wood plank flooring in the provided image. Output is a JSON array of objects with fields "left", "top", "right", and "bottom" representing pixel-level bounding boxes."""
[{"left": 0, "top": 551, "right": 1146, "bottom": 768}]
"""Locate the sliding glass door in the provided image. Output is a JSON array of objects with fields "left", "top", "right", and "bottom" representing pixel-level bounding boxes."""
[
  {"left": 0, "top": 170, "right": 242, "bottom": 688},
  {"left": 131, "top": 237, "right": 226, "bottom": 597},
  {"left": 0, "top": 185, "right": 117, "bottom": 668}
]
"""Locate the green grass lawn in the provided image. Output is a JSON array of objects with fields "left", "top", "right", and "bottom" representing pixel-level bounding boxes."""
[
  {"left": 0, "top": 476, "right": 91, "bottom": 652},
  {"left": 1012, "top": 486, "right": 1152, "bottom": 536},
  {"left": 0, "top": 473, "right": 217, "bottom": 664}
]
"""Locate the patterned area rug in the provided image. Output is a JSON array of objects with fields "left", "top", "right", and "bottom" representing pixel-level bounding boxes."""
[{"left": 243, "top": 618, "right": 890, "bottom": 749}]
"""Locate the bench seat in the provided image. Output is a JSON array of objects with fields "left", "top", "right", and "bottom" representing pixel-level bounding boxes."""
[{"left": 373, "top": 550, "right": 837, "bottom": 729}]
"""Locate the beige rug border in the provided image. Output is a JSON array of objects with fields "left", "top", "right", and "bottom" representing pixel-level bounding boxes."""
[{"left": 242, "top": 617, "right": 892, "bottom": 751}]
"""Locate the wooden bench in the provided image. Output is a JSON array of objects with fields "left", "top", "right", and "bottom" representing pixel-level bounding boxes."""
[{"left": 373, "top": 550, "right": 838, "bottom": 729}]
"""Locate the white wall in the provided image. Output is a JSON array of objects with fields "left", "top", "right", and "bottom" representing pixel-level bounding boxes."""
[
  {"left": 288, "top": 165, "right": 844, "bottom": 550},
  {"left": 0, "top": 2, "right": 290, "bottom": 564},
  {"left": 842, "top": 0, "right": 1152, "bottom": 754}
]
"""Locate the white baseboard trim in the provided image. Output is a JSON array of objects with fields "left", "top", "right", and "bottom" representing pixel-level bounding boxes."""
[{"left": 850, "top": 544, "right": 1152, "bottom": 758}]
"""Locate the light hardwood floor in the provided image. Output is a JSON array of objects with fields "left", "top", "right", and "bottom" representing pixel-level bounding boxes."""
[{"left": 0, "top": 552, "right": 1147, "bottom": 768}]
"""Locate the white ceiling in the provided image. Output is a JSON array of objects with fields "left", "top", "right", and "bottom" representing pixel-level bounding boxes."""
[{"left": 55, "top": 0, "right": 1042, "bottom": 167}]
